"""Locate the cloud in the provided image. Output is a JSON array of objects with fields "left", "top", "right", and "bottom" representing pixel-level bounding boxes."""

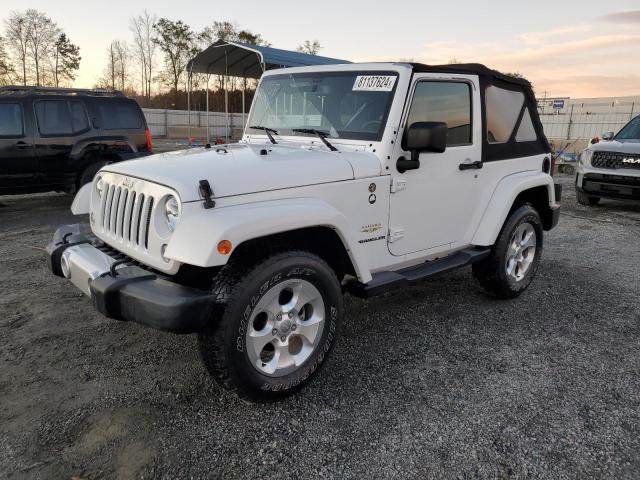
[
  {"left": 535, "top": 74, "right": 640, "bottom": 98},
  {"left": 354, "top": 28, "right": 640, "bottom": 98},
  {"left": 519, "top": 25, "right": 591, "bottom": 46},
  {"left": 598, "top": 10, "right": 640, "bottom": 24}
]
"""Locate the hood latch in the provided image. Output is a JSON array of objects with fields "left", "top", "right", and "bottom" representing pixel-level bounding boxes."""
[{"left": 198, "top": 179, "right": 215, "bottom": 209}]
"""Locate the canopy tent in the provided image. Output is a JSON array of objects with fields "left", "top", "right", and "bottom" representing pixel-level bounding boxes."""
[
  {"left": 187, "top": 40, "right": 350, "bottom": 78},
  {"left": 185, "top": 41, "right": 350, "bottom": 144}
]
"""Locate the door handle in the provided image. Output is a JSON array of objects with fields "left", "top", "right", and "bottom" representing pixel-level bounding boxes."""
[
  {"left": 15, "top": 141, "right": 33, "bottom": 149},
  {"left": 459, "top": 160, "right": 483, "bottom": 171}
]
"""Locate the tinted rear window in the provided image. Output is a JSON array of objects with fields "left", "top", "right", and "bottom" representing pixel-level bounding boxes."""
[
  {"left": 0, "top": 103, "right": 23, "bottom": 136},
  {"left": 99, "top": 100, "right": 142, "bottom": 130}
]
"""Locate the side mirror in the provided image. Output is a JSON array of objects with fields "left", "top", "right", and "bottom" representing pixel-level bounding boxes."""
[
  {"left": 397, "top": 122, "right": 447, "bottom": 173},
  {"left": 602, "top": 131, "right": 614, "bottom": 141}
]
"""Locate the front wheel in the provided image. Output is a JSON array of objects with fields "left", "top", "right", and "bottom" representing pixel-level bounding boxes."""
[
  {"left": 473, "top": 204, "right": 543, "bottom": 299},
  {"left": 77, "top": 161, "right": 107, "bottom": 189},
  {"left": 198, "top": 250, "right": 343, "bottom": 401}
]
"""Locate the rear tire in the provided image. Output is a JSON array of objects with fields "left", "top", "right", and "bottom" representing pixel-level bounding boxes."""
[
  {"left": 198, "top": 250, "right": 343, "bottom": 402},
  {"left": 473, "top": 204, "right": 543, "bottom": 299},
  {"left": 576, "top": 190, "right": 600, "bottom": 206}
]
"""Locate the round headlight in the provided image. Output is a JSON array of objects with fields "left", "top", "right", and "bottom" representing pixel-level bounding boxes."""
[
  {"left": 164, "top": 196, "right": 180, "bottom": 232},
  {"left": 95, "top": 176, "right": 104, "bottom": 197}
]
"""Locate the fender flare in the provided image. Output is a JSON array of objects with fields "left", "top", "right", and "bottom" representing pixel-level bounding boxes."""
[
  {"left": 472, "top": 171, "right": 557, "bottom": 246},
  {"left": 71, "top": 183, "right": 92, "bottom": 215},
  {"left": 70, "top": 136, "right": 137, "bottom": 160},
  {"left": 164, "top": 198, "right": 371, "bottom": 282}
]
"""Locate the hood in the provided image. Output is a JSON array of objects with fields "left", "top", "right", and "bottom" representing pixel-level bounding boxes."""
[
  {"left": 103, "top": 143, "right": 381, "bottom": 201},
  {"left": 589, "top": 139, "right": 640, "bottom": 154}
]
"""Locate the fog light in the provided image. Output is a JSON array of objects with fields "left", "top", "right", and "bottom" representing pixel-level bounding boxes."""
[
  {"left": 60, "top": 251, "right": 71, "bottom": 278},
  {"left": 217, "top": 240, "right": 232, "bottom": 255}
]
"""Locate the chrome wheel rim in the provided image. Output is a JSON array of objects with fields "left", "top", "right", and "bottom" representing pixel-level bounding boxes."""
[
  {"left": 245, "top": 279, "right": 325, "bottom": 377},
  {"left": 505, "top": 223, "right": 537, "bottom": 282}
]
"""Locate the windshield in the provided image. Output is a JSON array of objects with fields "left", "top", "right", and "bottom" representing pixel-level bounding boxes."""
[
  {"left": 247, "top": 71, "right": 399, "bottom": 142},
  {"left": 615, "top": 116, "right": 640, "bottom": 141}
]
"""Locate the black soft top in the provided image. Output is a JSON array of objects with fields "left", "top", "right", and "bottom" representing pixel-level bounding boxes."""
[
  {"left": 410, "top": 63, "right": 532, "bottom": 88},
  {"left": 409, "top": 63, "right": 550, "bottom": 162}
]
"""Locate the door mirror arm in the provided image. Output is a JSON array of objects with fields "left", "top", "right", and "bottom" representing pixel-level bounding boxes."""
[
  {"left": 397, "top": 121, "right": 447, "bottom": 173},
  {"left": 396, "top": 155, "right": 420, "bottom": 173}
]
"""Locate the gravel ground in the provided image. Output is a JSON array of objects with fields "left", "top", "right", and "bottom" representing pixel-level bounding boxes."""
[{"left": 1, "top": 174, "right": 639, "bottom": 479}]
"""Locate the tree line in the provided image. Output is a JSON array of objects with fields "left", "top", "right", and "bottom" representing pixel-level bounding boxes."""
[
  {"left": 0, "top": 9, "right": 322, "bottom": 112},
  {"left": 1, "top": 9, "right": 80, "bottom": 88}
]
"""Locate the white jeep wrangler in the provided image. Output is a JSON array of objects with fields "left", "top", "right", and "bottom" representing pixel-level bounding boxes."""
[{"left": 47, "top": 62, "right": 561, "bottom": 401}]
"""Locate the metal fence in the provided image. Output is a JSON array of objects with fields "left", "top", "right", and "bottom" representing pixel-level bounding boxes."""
[
  {"left": 539, "top": 98, "right": 637, "bottom": 141},
  {"left": 144, "top": 103, "right": 638, "bottom": 146},
  {"left": 142, "top": 108, "right": 246, "bottom": 139}
]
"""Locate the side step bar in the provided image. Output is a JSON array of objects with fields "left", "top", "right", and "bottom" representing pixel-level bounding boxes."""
[{"left": 345, "top": 247, "right": 491, "bottom": 298}]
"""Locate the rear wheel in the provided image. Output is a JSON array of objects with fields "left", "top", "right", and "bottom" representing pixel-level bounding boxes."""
[
  {"left": 576, "top": 190, "right": 600, "bottom": 206},
  {"left": 473, "top": 204, "right": 543, "bottom": 299},
  {"left": 198, "top": 250, "right": 343, "bottom": 401}
]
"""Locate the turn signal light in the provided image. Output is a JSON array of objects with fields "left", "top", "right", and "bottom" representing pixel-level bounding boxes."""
[{"left": 217, "top": 240, "right": 232, "bottom": 255}]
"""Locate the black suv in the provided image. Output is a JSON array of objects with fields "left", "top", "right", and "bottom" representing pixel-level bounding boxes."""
[{"left": 0, "top": 86, "right": 152, "bottom": 195}]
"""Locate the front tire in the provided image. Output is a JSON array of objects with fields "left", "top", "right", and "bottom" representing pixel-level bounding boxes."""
[
  {"left": 473, "top": 204, "right": 543, "bottom": 299},
  {"left": 576, "top": 190, "right": 600, "bottom": 206},
  {"left": 198, "top": 250, "right": 343, "bottom": 402},
  {"left": 77, "top": 161, "right": 107, "bottom": 189}
]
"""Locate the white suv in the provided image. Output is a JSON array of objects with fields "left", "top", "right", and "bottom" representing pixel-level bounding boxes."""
[
  {"left": 576, "top": 115, "right": 640, "bottom": 205},
  {"left": 47, "top": 62, "right": 561, "bottom": 401}
]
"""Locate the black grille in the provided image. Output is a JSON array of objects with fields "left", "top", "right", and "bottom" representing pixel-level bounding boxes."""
[{"left": 591, "top": 151, "right": 640, "bottom": 170}]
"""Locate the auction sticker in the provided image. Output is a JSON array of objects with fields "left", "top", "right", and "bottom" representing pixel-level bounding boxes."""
[{"left": 352, "top": 75, "right": 397, "bottom": 91}]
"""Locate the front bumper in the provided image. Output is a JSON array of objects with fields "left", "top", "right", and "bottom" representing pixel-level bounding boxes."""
[
  {"left": 576, "top": 169, "right": 640, "bottom": 201},
  {"left": 46, "top": 225, "right": 215, "bottom": 333}
]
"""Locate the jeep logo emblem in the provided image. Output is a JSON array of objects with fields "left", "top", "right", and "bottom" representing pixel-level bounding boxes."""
[
  {"left": 122, "top": 177, "right": 134, "bottom": 188},
  {"left": 622, "top": 157, "right": 640, "bottom": 164}
]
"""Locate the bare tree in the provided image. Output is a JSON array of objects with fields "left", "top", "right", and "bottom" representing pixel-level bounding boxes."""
[
  {"left": 130, "top": 10, "right": 157, "bottom": 97},
  {"left": 101, "top": 42, "right": 117, "bottom": 89},
  {"left": 297, "top": 40, "right": 322, "bottom": 55},
  {"left": 113, "top": 40, "right": 129, "bottom": 90},
  {"left": 4, "top": 11, "right": 30, "bottom": 85},
  {"left": 0, "top": 35, "right": 16, "bottom": 85},
  {"left": 99, "top": 40, "right": 128, "bottom": 90},
  {"left": 25, "top": 9, "right": 59, "bottom": 86}
]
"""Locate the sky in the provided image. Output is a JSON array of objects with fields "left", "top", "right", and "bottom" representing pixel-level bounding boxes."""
[{"left": 3, "top": 0, "right": 640, "bottom": 98}]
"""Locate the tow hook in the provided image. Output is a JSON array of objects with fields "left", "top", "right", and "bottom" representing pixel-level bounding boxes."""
[{"left": 198, "top": 179, "right": 215, "bottom": 209}]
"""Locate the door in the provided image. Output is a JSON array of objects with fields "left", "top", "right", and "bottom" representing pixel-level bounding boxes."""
[
  {"left": 388, "top": 75, "right": 484, "bottom": 256},
  {"left": 34, "top": 98, "right": 90, "bottom": 188},
  {"left": 0, "top": 100, "right": 37, "bottom": 190}
]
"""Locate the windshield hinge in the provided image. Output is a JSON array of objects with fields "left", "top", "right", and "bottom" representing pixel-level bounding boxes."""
[
  {"left": 388, "top": 227, "right": 405, "bottom": 243},
  {"left": 390, "top": 178, "right": 407, "bottom": 193}
]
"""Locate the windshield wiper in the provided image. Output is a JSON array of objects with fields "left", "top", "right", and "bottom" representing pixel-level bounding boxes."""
[
  {"left": 249, "top": 125, "right": 278, "bottom": 144},
  {"left": 292, "top": 128, "right": 338, "bottom": 152}
]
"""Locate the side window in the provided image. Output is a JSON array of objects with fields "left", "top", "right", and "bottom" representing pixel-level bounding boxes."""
[
  {"left": 0, "top": 103, "right": 24, "bottom": 137},
  {"left": 35, "top": 100, "right": 73, "bottom": 136},
  {"left": 98, "top": 100, "right": 142, "bottom": 130},
  {"left": 69, "top": 101, "right": 89, "bottom": 133},
  {"left": 485, "top": 86, "right": 525, "bottom": 143},
  {"left": 406, "top": 81, "right": 472, "bottom": 146},
  {"left": 515, "top": 108, "right": 537, "bottom": 142}
]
